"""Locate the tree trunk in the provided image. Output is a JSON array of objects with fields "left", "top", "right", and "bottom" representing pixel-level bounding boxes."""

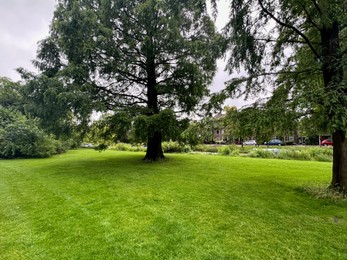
[
  {"left": 320, "top": 22, "right": 347, "bottom": 191},
  {"left": 143, "top": 32, "right": 165, "bottom": 162},
  {"left": 144, "top": 131, "right": 165, "bottom": 162},
  {"left": 331, "top": 130, "right": 347, "bottom": 190}
]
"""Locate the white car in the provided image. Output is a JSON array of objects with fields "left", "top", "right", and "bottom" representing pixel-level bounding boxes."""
[{"left": 243, "top": 140, "right": 257, "bottom": 145}]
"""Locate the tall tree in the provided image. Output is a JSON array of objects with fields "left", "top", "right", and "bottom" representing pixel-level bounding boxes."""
[
  {"left": 216, "top": 0, "right": 347, "bottom": 190},
  {"left": 36, "top": 0, "right": 222, "bottom": 161}
]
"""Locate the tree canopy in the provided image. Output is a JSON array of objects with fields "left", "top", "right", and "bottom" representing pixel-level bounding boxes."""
[{"left": 36, "top": 0, "right": 223, "bottom": 161}]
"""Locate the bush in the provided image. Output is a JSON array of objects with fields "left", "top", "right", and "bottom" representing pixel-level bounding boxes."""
[
  {"left": 218, "top": 145, "right": 240, "bottom": 156},
  {"left": 194, "top": 145, "right": 219, "bottom": 153},
  {"left": 231, "top": 149, "right": 240, "bottom": 156},
  {"left": 162, "top": 141, "right": 184, "bottom": 153},
  {"left": 182, "top": 145, "right": 192, "bottom": 153},
  {"left": 248, "top": 149, "right": 276, "bottom": 159},
  {"left": 0, "top": 121, "right": 61, "bottom": 158},
  {"left": 113, "top": 142, "right": 133, "bottom": 151},
  {"left": 111, "top": 143, "right": 146, "bottom": 152},
  {"left": 218, "top": 146, "right": 231, "bottom": 155}
]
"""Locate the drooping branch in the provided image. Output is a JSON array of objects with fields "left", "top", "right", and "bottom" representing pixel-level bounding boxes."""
[
  {"left": 229, "top": 68, "right": 320, "bottom": 81},
  {"left": 301, "top": 4, "right": 321, "bottom": 31},
  {"left": 311, "top": 0, "right": 322, "bottom": 16},
  {"left": 258, "top": 0, "right": 321, "bottom": 60},
  {"left": 255, "top": 38, "right": 319, "bottom": 45}
]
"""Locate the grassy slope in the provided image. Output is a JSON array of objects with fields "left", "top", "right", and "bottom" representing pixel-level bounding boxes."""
[{"left": 0, "top": 149, "right": 346, "bottom": 259}]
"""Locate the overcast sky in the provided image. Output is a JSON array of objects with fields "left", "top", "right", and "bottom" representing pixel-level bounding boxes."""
[{"left": 0, "top": 0, "right": 251, "bottom": 108}]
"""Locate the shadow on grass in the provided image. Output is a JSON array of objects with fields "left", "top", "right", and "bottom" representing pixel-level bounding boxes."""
[{"left": 32, "top": 150, "right": 178, "bottom": 180}]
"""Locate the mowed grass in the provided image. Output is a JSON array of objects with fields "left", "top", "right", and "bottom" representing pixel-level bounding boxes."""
[{"left": 0, "top": 150, "right": 346, "bottom": 259}]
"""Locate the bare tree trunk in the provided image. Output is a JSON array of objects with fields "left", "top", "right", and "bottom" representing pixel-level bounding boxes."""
[
  {"left": 331, "top": 131, "right": 347, "bottom": 190},
  {"left": 321, "top": 22, "right": 347, "bottom": 191},
  {"left": 144, "top": 131, "right": 165, "bottom": 161}
]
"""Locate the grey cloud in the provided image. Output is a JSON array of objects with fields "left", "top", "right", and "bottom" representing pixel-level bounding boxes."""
[
  {"left": 0, "top": 0, "right": 250, "bottom": 108},
  {"left": 0, "top": 0, "right": 56, "bottom": 80}
]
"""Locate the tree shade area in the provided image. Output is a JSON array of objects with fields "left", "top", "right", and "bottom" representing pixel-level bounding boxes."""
[{"left": 35, "top": 0, "right": 223, "bottom": 161}]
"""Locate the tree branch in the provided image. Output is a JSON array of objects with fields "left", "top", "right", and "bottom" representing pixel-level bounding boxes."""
[
  {"left": 255, "top": 38, "right": 319, "bottom": 45},
  {"left": 94, "top": 83, "right": 148, "bottom": 104},
  {"left": 301, "top": 4, "right": 321, "bottom": 31},
  {"left": 311, "top": 0, "right": 322, "bottom": 15},
  {"left": 258, "top": 0, "right": 321, "bottom": 60}
]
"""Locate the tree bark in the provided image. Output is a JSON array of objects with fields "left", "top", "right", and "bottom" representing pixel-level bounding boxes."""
[
  {"left": 320, "top": 22, "right": 347, "bottom": 191},
  {"left": 143, "top": 32, "right": 165, "bottom": 162},
  {"left": 144, "top": 131, "right": 165, "bottom": 161},
  {"left": 331, "top": 130, "right": 347, "bottom": 190},
  {"left": 143, "top": 80, "right": 165, "bottom": 161}
]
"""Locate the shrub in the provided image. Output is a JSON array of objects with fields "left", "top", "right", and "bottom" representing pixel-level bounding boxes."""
[
  {"left": 246, "top": 147, "right": 333, "bottom": 162},
  {"left": 231, "top": 149, "right": 240, "bottom": 156},
  {"left": 248, "top": 149, "right": 276, "bottom": 159},
  {"left": 111, "top": 143, "right": 146, "bottom": 152},
  {"left": 114, "top": 142, "right": 133, "bottom": 151},
  {"left": 194, "top": 145, "right": 218, "bottom": 153},
  {"left": 0, "top": 121, "right": 60, "bottom": 158},
  {"left": 218, "top": 146, "right": 231, "bottom": 155},
  {"left": 130, "top": 144, "right": 147, "bottom": 152},
  {"left": 218, "top": 145, "right": 240, "bottom": 156},
  {"left": 182, "top": 145, "right": 192, "bottom": 153},
  {"left": 162, "top": 141, "right": 183, "bottom": 153}
]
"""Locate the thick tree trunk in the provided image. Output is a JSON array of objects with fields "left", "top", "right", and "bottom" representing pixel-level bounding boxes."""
[
  {"left": 144, "top": 131, "right": 165, "bottom": 162},
  {"left": 143, "top": 35, "right": 165, "bottom": 162},
  {"left": 331, "top": 130, "right": 347, "bottom": 190},
  {"left": 320, "top": 22, "right": 347, "bottom": 191}
]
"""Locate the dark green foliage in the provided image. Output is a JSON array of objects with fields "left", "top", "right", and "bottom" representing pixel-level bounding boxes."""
[
  {"left": 0, "top": 107, "right": 64, "bottom": 158},
  {"left": 89, "top": 112, "right": 133, "bottom": 148},
  {"left": 36, "top": 0, "right": 223, "bottom": 160},
  {"left": 0, "top": 76, "right": 82, "bottom": 155},
  {"left": 0, "top": 77, "right": 23, "bottom": 111},
  {"left": 134, "top": 109, "right": 187, "bottom": 143},
  {"left": 305, "top": 135, "right": 320, "bottom": 146},
  {"left": 18, "top": 70, "right": 96, "bottom": 140}
]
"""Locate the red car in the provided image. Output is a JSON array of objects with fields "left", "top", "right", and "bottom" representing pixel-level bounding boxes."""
[{"left": 321, "top": 139, "right": 333, "bottom": 146}]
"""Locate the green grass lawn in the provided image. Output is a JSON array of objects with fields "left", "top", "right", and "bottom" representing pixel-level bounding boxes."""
[{"left": 1, "top": 149, "right": 346, "bottom": 259}]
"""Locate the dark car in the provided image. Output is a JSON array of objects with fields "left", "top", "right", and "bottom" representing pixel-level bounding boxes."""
[
  {"left": 266, "top": 139, "right": 283, "bottom": 146},
  {"left": 321, "top": 139, "right": 333, "bottom": 146}
]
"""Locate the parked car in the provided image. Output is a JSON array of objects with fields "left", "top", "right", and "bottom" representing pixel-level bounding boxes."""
[
  {"left": 243, "top": 140, "right": 257, "bottom": 145},
  {"left": 81, "top": 143, "right": 93, "bottom": 148},
  {"left": 266, "top": 139, "right": 283, "bottom": 146},
  {"left": 321, "top": 139, "right": 333, "bottom": 146}
]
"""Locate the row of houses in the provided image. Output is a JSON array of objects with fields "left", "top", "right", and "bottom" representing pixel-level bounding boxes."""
[{"left": 210, "top": 114, "right": 327, "bottom": 145}]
